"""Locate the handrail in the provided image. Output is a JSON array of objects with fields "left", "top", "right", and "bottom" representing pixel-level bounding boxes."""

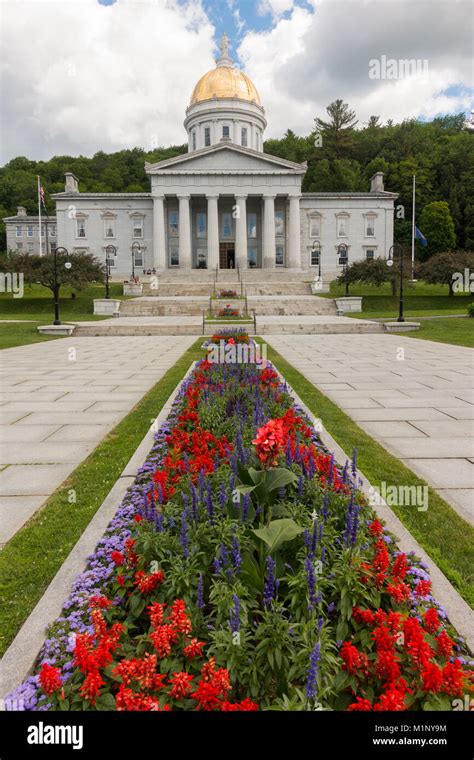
[{"left": 202, "top": 310, "right": 205, "bottom": 336}]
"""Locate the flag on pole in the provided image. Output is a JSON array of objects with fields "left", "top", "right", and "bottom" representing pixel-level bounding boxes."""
[
  {"left": 415, "top": 227, "right": 428, "bottom": 246},
  {"left": 37, "top": 175, "right": 43, "bottom": 256}
]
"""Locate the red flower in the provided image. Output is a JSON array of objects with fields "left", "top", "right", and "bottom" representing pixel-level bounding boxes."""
[
  {"left": 80, "top": 670, "right": 104, "bottom": 705},
  {"left": 369, "top": 519, "right": 383, "bottom": 536},
  {"left": 252, "top": 418, "right": 287, "bottom": 468},
  {"left": 414, "top": 580, "right": 432, "bottom": 597},
  {"left": 348, "top": 697, "right": 372, "bottom": 711},
  {"left": 436, "top": 630, "right": 455, "bottom": 659},
  {"left": 190, "top": 680, "right": 223, "bottom": 711},
  {"left": 169, "top": 599, "right": 192, "bottom": 635},
  {"left": 183, "top": 639, "right": 206, "bottom": 660},
  {"left": 441, "top": 660, "right": 465, "bottom": 697},
  {"left": 111, "top": 551, "right": 125, "bottom": 566},
  {"left": 134, "top": 569, "right": 165, "bottom": 594},
  {"left": 39, "top": 663, "right": 62, "bottom": 695},
  {"left": 423, "top": 608, "right": 440, "bottom": 634},
  {"left": 89, "top": 595, "right": 112, "bottom": 610},
  {"left": 150, "top": 624, "right": 178, "bottom": 659},
  {"left": 353, "top": 607, "right": 375, "bottom": 626},
  {"left": 168, "top": 672, "right": 194, "bottom": 700},
  {"left": 391, "top": 553, "right": 408, "bottom": 581},
  {"left": 421, "top": 662, "right": 443, "bottom": 692},
  {"left": 221, "top": 698, "right": 259, "bottom": 711},
  {"left": 148, "top": 602, "right": 166, "bottom": 629},
  {"left": 373, "top": 686, "right": 407, "bottom": 711},
  {"left": 386, "top": 581, "right": 411, "bottom": 604},
  {"left": 340, "top": 642, "right": 368, "bottom": 675},
  {"left": 133, "top": 515, "right": 143, "bottom": 523}
]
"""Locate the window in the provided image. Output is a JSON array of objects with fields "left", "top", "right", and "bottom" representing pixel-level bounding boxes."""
[
  {"left": 41, "top": 224, "right": 46, "bottom": 237},
  {"left": 168, "top": 211, "right": 179, "bottom": 236},
  {"left": 337, "top": 216, "right": 348, "bottom": 237},
  {"left": 16, "top": 242, "right": 23, "bottom": 251},
  {"left": 275, "top": 210, "right": 284, "bottom": 237},
  {"left": 50, "top": 242, "right": 56, "bottom": 254},
  {"left": 338, "top": 247, "right": 348, "bottom": 265},
  {"left": 76, "top": 219, "right": 86, "bottom": 238},
  {"left": 310, "top": 246, "right": 320, "bottom": 266},
  {"left": 255, "top": 132, "right": 259, "bottom": 151},
  {"left": 247, "top": 212, "right": 257, "bottom": 239},
  {"left": 15, "top": 226, "right": 22, "bottom": 237},
  {"left": 132, "top": 218, "right": 144, "bottom": 238},
  {"left": 309, "top": 214, "right": 321, "bottom": 238},
  {"left": 27, "top": 225, "right": 33, "bottom": 237},
  {"left": 27, "top": 243, "right": 34, "bottom": 253},
  {"left": 365, "top": 215, "right": 375, "bottom": 237},
  {"left": 104, "top": 219, "right": 115, "bottom": 238},
  {"left": 204, "top": 126, "right": 211, "bottom": 147},
  {"left": 366, "top": 249, "right": 375, "bottom": 260},
  {"left": 276, "top": 245, "right": 285, "bottom": 266},
  {"left": 248, "top": 247, "right": 257, "bottom": 268},
  {"left": 222, "top": 212, "right": 233, "bottom": 238},
  {"left": 241, "top": 127, "right": 248, "bottom": 147},
  {"left": 169, "top": 244, "right": 179, "bottom": 267},
  {"left": 105, "top": 247, "right": 116, "bottom": 268},
  {"left": 50, "top": 225, "right": 56, "bottom": 237},
  {"left": 192, "top": 131, "right": 196, "bottom": 151},
  {"left": 134, "top": 248, "right": 143, "bottom": 267},
  {"left": 196, "top": 212, "right": 207, "bottom": 238},
  {"left": 222, "top": 125, "right": 230, "bottom": 139}
]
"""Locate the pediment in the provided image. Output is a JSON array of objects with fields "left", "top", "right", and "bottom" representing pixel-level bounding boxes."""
[{"left": 145, "top": 144, "right": 306, "bottom": 175}]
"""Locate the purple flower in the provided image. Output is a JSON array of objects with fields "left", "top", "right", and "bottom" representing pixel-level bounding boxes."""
[
  {"left": 306, "top": 642, "right": 321, "bottom": 700},
  {"left": 229, "top": 594, "right": 241, "bottom": 633},
  {"left": 197, "top": 573, "right": 204, "bottom": 609},
  {"left": 263, "top": 556, "right": 277, "bottom": 608}
]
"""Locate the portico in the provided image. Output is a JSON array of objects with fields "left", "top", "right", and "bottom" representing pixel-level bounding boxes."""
[{"left": 147, "top": 142, "right": 305, "bottom": 271}]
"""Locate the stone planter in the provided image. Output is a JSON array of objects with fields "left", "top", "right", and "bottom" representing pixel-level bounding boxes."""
[
  {"left": 335, "top": 296, "right": 363, "bottom": 313},
  {"left": 384, "top": 322, "right": 420, "bottom": 332},
  {"left": 93, "top": 299, "right": 121, "bottom": 316},
  {"left": 210, "top": 298, "right": 245, "bottom": 317},
  {"left": 123, "top": 282, "right": 143, "bottom": 296},
  {"left": 37, "top": 324, "right": 76, "bottom": 336}
]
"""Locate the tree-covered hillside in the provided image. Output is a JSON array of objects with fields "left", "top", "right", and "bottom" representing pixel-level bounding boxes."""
[{"left": 1, "top": 101, "right": 472, "bottom": 250}]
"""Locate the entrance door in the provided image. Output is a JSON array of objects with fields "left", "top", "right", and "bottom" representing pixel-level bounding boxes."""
[{"left": 219, "top": 243, "right": 235, "bottom": 269}]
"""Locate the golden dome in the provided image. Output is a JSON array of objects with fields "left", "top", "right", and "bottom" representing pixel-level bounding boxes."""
[{"left": 190, "top": 65, "right": 261, "bottom": 106}]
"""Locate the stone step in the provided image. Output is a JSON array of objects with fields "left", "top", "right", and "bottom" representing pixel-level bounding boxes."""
[
  {"left": 119, "top": 295, "right": 337, "bottom": 317},
  {"left": 256, "top": 316, "right": 384, "bottom": 334}
]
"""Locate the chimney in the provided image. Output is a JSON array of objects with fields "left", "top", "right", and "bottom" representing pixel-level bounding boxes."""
[
  {"left": 370, "top": 172, "right": 385, "bottom": 193},
  {"left": 17, "top": 205, "right": 27, "bottom": 217},
  {"left": 64, "top": 172, "right": 79, "bottom": 193}
]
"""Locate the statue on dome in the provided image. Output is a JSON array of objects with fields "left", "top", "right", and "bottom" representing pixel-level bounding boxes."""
[{"left": 216, "top": 32, "right": 233, "bottom": 67}]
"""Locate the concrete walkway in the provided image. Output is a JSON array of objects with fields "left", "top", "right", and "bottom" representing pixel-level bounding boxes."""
[
  {"left": 266, "top": 334, "right": 474, "bottom": 525},
  {"left": 0, "top": 335, "right": 194, "bottom": 545}
]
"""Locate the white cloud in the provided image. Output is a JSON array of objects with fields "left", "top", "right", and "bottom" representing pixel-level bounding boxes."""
[
  {"left": 239, "top": 0, "right": 473, "bottom": 139},
  {"left": 257, "top": 0, "right": 296, "bottom": 18},
  {"left": 0, "top": 0, "right": 215, "bottom": 163}
]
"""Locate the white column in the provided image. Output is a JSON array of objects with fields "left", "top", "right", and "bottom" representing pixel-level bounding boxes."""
[
  {"left": 262, "top": 194, "right": 276, "bottom": 269},
  {"left": 235, "top": 194, "right": 248, "bottom": 270},
  {"left": 178, "top": 194, "right": 192, "bottom": 269},
  {"left": 207, "top": 194, "right": 219, "bottom": 271},
  {"left": 288, "top": 195, "right": 301, "bottom": 269},
  {"left": 152, "top": 194, "right": 167, "bottom": 270}
]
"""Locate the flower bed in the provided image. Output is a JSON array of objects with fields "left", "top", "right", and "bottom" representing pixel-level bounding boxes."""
[
  {"left": 8, "top": 359, "right": 473, "bottom": 712},
  {"left": 217, "top": 304, "right": 241, "bottom": 318}
]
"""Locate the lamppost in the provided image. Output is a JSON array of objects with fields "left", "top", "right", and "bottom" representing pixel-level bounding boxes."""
[
  {"left": 387, "top": 243, "right": 404, "bottom": 322},
  {"left": 131, "top": 241, "right": 141, "bottom": 280},
  {"left": 53, "top": 246, "right": 71, "bottom": 325},
  {"left": 337, "top": 243, "right": 349, "bottom": 296},
  {"left": 105, "top": 244, "right": 116, "bottom": 299}
]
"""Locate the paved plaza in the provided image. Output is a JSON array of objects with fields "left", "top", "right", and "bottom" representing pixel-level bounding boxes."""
[
  {"left": 0, "top": 336, "right": 194, "bottom": 545},
  {"left": 266, "top": 334, "right": 474, "bottom": 525}
]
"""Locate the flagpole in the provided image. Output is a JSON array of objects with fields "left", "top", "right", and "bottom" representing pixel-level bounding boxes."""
[
  {"left": 411, "top": 174, "right": 416, "bottom": 280},
  {"left": 37, "top": 175, "right": 43, "bottom": 256}
]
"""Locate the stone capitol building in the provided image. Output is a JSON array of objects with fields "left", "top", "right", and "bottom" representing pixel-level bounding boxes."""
[{"left": 5, "top": 34, "right": 397, "bottom": 283}]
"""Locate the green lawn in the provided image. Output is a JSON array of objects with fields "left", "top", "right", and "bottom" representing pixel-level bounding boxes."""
[
  {"left": 0, "top": 282, "right": 127, "bottom": 348},
  {"left": 0, "top": 282, "right": 125, "bottom": 322},
  {"left": 265, "top": 342, "right": 474, "bottom": 608},
  {"left": 0, "top": 339, "right": 203, "bottom": 656},
  {"left": 323, "top": 281, "right": 472, "bottom": 319},
  {"left": 393, "top": 317, "right": 474, "bottom": 347}
]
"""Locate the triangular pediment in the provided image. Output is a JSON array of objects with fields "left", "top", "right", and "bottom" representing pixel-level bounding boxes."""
[{"left": 145, "top": 143, "right": 306, "bottom": 175}]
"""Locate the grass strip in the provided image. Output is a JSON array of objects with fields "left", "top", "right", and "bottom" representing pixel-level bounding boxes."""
[
  {"left": 0, "top": 338, "right": 203, "bottom": 656},
  {"left": 264, "top": 342, "right": 474, "bottom": 608},
  {"left": 391, "top": 318, "right": 474, "bottom": 348}
]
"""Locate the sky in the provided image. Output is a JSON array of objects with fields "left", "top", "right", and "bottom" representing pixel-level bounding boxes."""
[{"left": 0, "top": 0, "right": 472, "bottom": 164}]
